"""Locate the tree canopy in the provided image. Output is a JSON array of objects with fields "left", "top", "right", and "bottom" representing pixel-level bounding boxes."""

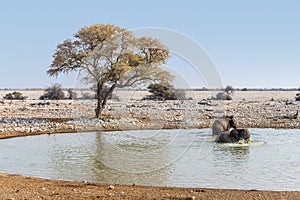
[{"left": 48, "top": 24, "right": 173, "bottom": 117}]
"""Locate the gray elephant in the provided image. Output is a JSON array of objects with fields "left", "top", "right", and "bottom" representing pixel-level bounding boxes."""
[
  {"left": 211, "top": 116, "right": 237, "bottom": 135},
  {"left": 215, "top": 128, "right": 250, "bottom": 143}
]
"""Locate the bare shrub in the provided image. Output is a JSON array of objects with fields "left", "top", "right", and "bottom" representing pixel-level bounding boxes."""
[
  {"left": 81, "top": 92, "right": 95, "bottom": 100},
  {"left": 296, "top": 93, "right": 300, "bottom": 101},
  {"left": 40, "top": 84, "right": 65, "bottom": 100},
  {"left": 225, "top": 85, "right": 234, "bottom": 93},
  {"left": 67, "top": 89, "right": 78, "bottom": 100}
]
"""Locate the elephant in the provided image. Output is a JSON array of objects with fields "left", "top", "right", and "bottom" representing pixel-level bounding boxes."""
[
  {"left": 211, "top": 116, "right": 237, "bottom": 135},
  {"left": 215, "top": 128, "right": 251, "bottom": 143}
]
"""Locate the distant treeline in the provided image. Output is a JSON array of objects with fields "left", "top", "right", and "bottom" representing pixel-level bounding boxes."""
[
  {"left": 188, "top": 88, "right": 300, "bottom": 91},
  {"left": 240, "top": 88, "right": 300, "bottom": 91},
  {"left": 0, "top": 87, "right": 299, "bottom": 91},
  {"left": 0, "top": 88, "right": 92, "bottom": 91}
]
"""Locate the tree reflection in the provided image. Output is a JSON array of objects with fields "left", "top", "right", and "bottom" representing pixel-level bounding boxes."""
[{"left": 88, "top": 131, "right": 172, "bottom": 185}]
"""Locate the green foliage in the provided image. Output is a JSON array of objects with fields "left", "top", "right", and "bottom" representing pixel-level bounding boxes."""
[
  {"left": 241, "top": 88, "right": 248, "bottom": 91},
  {"left": 145, "top": 83, "right": 186, "bottom": 100},
  {"left": 40, "top": 84, "right": 65, "bottom": 100},
  {"left": 4, "top": 91, "right": 27, "bottom": 100}
]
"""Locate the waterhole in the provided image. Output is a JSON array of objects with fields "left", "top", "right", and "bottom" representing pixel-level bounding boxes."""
[{"left": 0, "top": 128, "right": 299, "bottom": 191}]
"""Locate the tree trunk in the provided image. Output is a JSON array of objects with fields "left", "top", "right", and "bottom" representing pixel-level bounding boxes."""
[
  {"left": 101, "top": 84, "right": 116, "bottom": 110},
  {"left": 95, "top": 98, "right": 103, "bottom": 118},
  {"left": 95, "top": 82, "right": 103, "bottom": 118},
  {"left": 95, "top": 83, "right": 117, "bottom": 118}
]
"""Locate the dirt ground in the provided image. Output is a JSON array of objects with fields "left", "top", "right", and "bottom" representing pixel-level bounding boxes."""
[
  {"left": 1, "top": 131, "right": 300, "bottom": 200},
  {"left": 0, "top": 172, "right": 299, "bottom": 200},
  {"left": 0, "top": 90, "right": 300, "bottom": 199}
]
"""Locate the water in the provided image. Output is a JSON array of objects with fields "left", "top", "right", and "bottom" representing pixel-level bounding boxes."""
[{"left": 0, "top": 128, "right": 299, "bottom": 191}]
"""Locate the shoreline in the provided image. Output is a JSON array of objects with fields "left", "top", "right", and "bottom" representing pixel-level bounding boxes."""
[
  {"left": 1, "top": 171, "right": 300, "bottom": 199},
  {"left": 1, "top": 123, "right": 299, "bottom": 140},
  {"left": 1, "top": 128, "right": 300, "bottom": 199},
  {"left": 0, "top": 91, "right": 300, "bottom": 199}
]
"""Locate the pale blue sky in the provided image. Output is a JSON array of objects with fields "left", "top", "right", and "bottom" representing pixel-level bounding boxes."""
[{"left": 0, "top": 0, "right": 299, "bottom": 88}]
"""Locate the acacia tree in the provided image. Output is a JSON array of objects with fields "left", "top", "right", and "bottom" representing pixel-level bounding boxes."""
[{"left": 48, "top": 24, "right": 173, "bottom": 117}]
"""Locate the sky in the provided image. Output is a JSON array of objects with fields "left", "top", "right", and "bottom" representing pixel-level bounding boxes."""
[{"left": 0, "top": 0, "right": 299, "bottom": 89}]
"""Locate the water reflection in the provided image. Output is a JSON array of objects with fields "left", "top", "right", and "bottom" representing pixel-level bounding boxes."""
[
  {"left": 47, "top": 134, "right": 93, "bottom": 181},
  {"left": 92, "top": 131, "right": 169, "bottom": 173},
  {"left": 45, "top": 131, "right": 172, "bottom": 185},
  {"left": 0, "top": 128, "right": 300, "bottom": 191},
  {"left": 88, "top": 131, "right": 172, "bottom": 185},
  {"left": 214, "top": 145, "right": 250, "bottom": 160}
]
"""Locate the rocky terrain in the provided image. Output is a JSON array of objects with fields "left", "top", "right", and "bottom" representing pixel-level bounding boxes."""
[
  {"left": 0, "top": 90, "right": 300, "bottom": 199},
  {"left": 0, "top": 90, "right": 299, "bottom": 139}
]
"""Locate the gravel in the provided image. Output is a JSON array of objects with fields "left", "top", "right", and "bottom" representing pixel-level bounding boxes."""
[{"left": 0, "top": 91, "right": 299, "bottom": 135}]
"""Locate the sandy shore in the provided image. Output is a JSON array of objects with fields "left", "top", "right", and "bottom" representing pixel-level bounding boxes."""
[
  {"left": 1, "top": 172, "right": 300, "bottom": 200},
  {"left": 0, "top": 90, "right": 300, "bottom": 199}
]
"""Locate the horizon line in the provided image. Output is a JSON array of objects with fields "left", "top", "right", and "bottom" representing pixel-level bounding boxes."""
[{"left": 0, "top": 87, "right": 299, "bottom": 91}]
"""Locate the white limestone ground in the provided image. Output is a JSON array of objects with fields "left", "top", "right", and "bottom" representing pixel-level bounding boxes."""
[{"left": 0, "top": 90, "right": 299, "bottom": 136}]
